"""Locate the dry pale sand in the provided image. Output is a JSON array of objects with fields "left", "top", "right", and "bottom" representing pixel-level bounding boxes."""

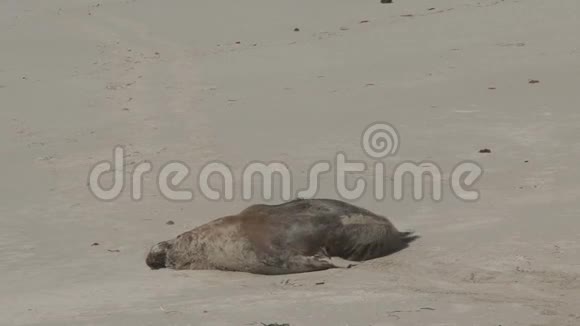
[{"left": 1, "top": 0, "right": 580, "bottom": 325}]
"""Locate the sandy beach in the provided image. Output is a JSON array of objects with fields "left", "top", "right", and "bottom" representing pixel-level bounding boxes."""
[{"left": 1, "top": 0, "right": 579, "bottom": 325}]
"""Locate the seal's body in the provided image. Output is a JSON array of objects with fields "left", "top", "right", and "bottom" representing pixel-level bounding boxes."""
[{"left": 147, "top": 199, "right": 416, "bottom": 275}]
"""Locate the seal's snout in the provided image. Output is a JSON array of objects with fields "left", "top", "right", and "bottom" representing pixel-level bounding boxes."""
[{"left": 146, "top": 241, "right": 172, "bottom": 270}]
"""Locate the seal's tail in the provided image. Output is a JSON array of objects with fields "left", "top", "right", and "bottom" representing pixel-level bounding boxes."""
[{"left": 399, "top": 231, "right": 419, "bottom": 244}]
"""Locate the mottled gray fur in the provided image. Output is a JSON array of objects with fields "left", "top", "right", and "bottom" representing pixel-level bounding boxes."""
[{"left": 146, "top": 199, "right": 417, "bottom": 275}]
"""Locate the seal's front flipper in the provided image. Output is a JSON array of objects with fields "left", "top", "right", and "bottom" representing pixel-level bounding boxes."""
[
  {"left": 292, "top": 256, "right": 357, "bottom": 271},
  {"left": 314, "top": 248, "right": 358, "bottom": 269},
  {"left": 319, "top": 256, "right": 358, "bottom": 269},
  {"left": 258, "top": 255, "right": 335, "bottom": 274}
]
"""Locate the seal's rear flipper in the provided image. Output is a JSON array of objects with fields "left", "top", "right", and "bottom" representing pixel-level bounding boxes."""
[{"left": 399, "top": 231, "right": 419, "bottom": 244}]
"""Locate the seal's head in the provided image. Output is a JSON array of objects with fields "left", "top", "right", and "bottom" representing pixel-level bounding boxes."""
[{"left": 146, "top": 241, "right": 173, "bottom": 269}]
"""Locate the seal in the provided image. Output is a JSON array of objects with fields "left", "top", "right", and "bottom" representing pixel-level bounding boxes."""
[{"left": 146, "top": 198, "right": 417, "bottom": 275}]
